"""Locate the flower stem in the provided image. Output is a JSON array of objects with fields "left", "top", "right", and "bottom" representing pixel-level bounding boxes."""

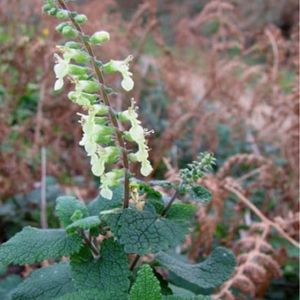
[{"left": 57, "top": 0, "right": 130, "bottom": 208}]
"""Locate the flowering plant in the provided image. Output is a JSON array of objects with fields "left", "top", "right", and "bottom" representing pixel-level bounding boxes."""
[{"left": 0, "top": 1, "right": 235, "bottom": 299}]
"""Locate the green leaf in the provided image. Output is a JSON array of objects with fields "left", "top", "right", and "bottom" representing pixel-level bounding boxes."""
[
  {"left": 0, "top": 227, "right": 82, "bottom": 265},
  {"left": 166, "top": 203, "right": 197, "bottom": 222},
  {"left": 66, "top": 216, "right": 100, "bottom": 233},
  {"left": 11, "top": 263, "right": 74, "bottom": 300},
  {"left": 71, "top": 238, "right": 130, "bottom": 299},
  {"left": 163, "top": 296, "right": 211, "bottom": 300},
  {"left": 56, "top": 289, "right": 120, "bottom": 300},
  {"left": 105, "top": 206, "right": 193, "bottom": 255},
  {"left": 188, "top": 185, "right": 211, "bottom": 204},
  {"left": 156, "top": 247, "right": 235, "bottom": 290},
  {"left": 130, "top": 265, "right": 162, "bottom": 300},
  {"left": 0, "top": 275, "right": 22, "bottom": 300},
  {"left": 56, "top": 196, "right": 88, "bottom": 227},
  {"left": 88, "top": 185, "right": 123, "bottom": 216}
]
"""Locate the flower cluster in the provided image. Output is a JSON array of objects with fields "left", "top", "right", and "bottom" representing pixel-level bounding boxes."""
[{"left": 44, "top": 0, "right": 152, "bottom": 199}]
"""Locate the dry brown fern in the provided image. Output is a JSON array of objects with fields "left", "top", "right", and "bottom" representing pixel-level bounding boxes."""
[{"left": 213, "top": 222, "right": 283, "bottom": 300}]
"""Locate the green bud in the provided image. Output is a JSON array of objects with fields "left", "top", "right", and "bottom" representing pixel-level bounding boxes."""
[
  {"left": 42, "top": 4, "right": 52, "bottom": 13},
  {"left": 77, "top": 80, "right": 100, "bottom": 93},
  {"left": 96, "top": 125, "right": 114, "bottom": 136},
  {"left": 68, "top": 64, "right": 88, "bottom": 76},
  {"left": 71, "top": 50, "right": 89, "bottom": 64},
  {"left": 65, "top": 41, "right": 81, "bottom": 49},
  {"left": 94, "top": 117, "right": 108, "bottom": 125},
  {"left": 95, "top": 135, "right": 112, "bottom": 144},
  {"left": 123, "top": 131, "right": 134, "bottom": 142},
  {"left": 68, "top": 91, "right": 97, "bottom": 106},
  {"left": 62, "top": 25, "right": 79, "bottom": 38},
  {"left": 90, "top": 31, "right": 110, "bottom": 45},
  {"left": 106, "top": 147, "right": 120, "bottom": 164},
  {"left": 55, "top": 22, "right": 68, "bottom": 33},
  {"left": 56, "top": 9, "right": 69, "bottom": 19},
  {"left": 74, "top": 14, "right": 88, "bottom": 24},
  {"left": 128, "top": 153, "right": 138, "bottom": 162},
  {"left": 118, "top": 112, "right": 130, "bottom": 123},
  {"left": 94, "top": 104, "right": 109, "bottom": 116},
  {"left": 48, "top": 7, "right": 58, "bottom": 16}
]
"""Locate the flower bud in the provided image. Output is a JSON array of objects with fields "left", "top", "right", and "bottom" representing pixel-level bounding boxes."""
[
  {"left": 48, "top": 7, "right": 58, "bottom": 16},
  {"left": 42, "top": 4, "right": 52, "bottom": 13},
  {"left": 56, "top": 9, "right": 69, "bottom": 19},
  {"left": 106, "top": 147, "right": 120, "bottom": 164},
  {"left": 77, "top": 80, "right": 100, "bottom": 93},
  {"left": 94, "top": 104, "right": 109, "bottom": 116},
  {"left": 62, "top": 25, "right": 79, "bottom": 38},
  {"left": 70, "top": 50, "right": 89, "bottom": 64},
  {"left": 68, "top": 91, "right": 97, "bottom": 106},
  {"left": 74, "top": 14, "right": 88, "bottom": 24},
  {"left": 68, "top": 64, "right": 88, "bottom": 76},
  {"left": 94, "top": 117, "right": 108, "bottom": 125},
  {"left": 55, "top": 22, "right": 68, "bottom": 33},
  {"left": 90, "top": 31, "right": 110, "bottom": 45},
  {"left": 65, "top": 41, "right": 81, "bottom": 49},
  {"left": 95, "top": 125, "right": 114, "bottom": 136}
]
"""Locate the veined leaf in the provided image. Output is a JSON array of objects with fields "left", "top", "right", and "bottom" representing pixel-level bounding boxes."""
[
  {"left": 11, "top": 263, "right": 74, "bottom": 300},
  {"left": 71, "top": 238, "right": 130, "bottom": 299},
  {"left": 66, "top": 216, "right": 100, "bottom": 233},
  {"left": 0, "top": 227, "right": 82, "bottom": 265},
  {"left": 130, "top": 264, "right": 162, "bottom": 300},
  {"left": 156, "top": 247, "right": 235, "bottom": 290}
]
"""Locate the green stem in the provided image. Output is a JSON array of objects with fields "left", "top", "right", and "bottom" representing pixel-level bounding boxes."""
[{"left": 57, "top": 0, "right": 130, "bottom": 208}]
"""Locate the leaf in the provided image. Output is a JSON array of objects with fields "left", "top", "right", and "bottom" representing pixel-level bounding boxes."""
[
  {"left": 56, "top": 196, "right": 88, "bottom": 227},
  {"left": 105, "top": 206, "right": 193, "bottom": 255},
  {"left": 166, "top": 203, "right": 197, "bottom": 222},
  {"left": 0, "top": 227, "right": 82, "bottom": 265},
  {"left": 130, "top": 264, "right": 162, "bottom": 300},
  {"left": 88, "top": 185, "right": 123, "bottom": 216},
  {"left": 163, "top": 296, "right": 211, "bottom": 300},
  {"left": 156, "top": 247, "right": 235, "bottom": 290},
  {"left": 0, "top": 275, "right": 22, "bottom": 300},
  {"left": 71, "top": 238, "right": 130, "bottom": 299},
  {"left": 66, "top": 216, "right": 100, "bottom": 233},
  {"left": 188, "top": 185, "right": 211, "bottom": 204},
  {"left": 11, "top": 263, "right": 74, "bottom": 300},
  {"left": 56, "top": 289, "right": 121, "bottom": 300}
]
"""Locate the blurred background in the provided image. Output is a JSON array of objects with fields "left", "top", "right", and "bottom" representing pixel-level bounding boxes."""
[{"left": 0, "top": 0, "right": 299, "bottom": 299}]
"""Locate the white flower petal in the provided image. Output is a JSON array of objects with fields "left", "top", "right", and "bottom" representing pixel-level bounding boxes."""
[{"left": 121, "top": 75, "right": 134, "bottom": 91}]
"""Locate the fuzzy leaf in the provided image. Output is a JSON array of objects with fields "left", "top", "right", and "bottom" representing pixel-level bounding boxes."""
[
  {"left": 0, "top": 227, "right": 82, "bottom": 265},
  {"left": 56, "top": 196, "right": 88, "bottom": 227},
  {"left": 66, "top": 216, "right": 100, "bottom": 233},
  {"left": 156, "top": 247, "right": 235, "bottom": 290},
  {"left": 11, "top": 263, "right": 74, "bottom": 300},
  {"left": 163, "top": 296, "right": 211, "bottom": 300},
  {"left": 188, "top": 185, "right": 211, "bottom": 204},
  {"left": 56, "top": 289, "right": 120, "bottom": 300},
  {"left": 105, "top": 205, "right": 194, "bottom": 255},
  {"left": 0, "top": 275, "right": 22, "bottom": 300},
  {"left": 71, "top": 238, "right": 130, "bottom": 299},
  {"left": 130, "top": 265, "right": 162, "bottom": 300}
]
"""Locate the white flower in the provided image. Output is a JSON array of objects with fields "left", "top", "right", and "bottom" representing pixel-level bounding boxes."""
[
  {"left": 100, "top": 170, "right": 124, "bottom": 199},
  {"left": 122, "top": 102, "right": 153, "bottom": 176},
  {"left": 53, "top": 54, "right": 70, "bottom": 91},
  {"left": 103, "top": 55, "right": 134, "bottom": 91}
]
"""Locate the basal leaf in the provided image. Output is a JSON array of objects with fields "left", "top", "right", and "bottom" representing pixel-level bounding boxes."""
[
  {"left": 163, "top": 296, "right": 211, "bottom": 300},
  {"left": 56, "top": 289, "right": 120, "bottom": 300},
  {"left": 156, "top": 247, "right": 235, "bottom": 290},
  {"left": 71, "top": 238, "right": 130, "bottom": 299},
  {"left": 105, "top": 206, "right": 193, "bottom": 255},
  {"left": 11, "top": 263, "right": 74, "bottom": 300},
  {"left": 66, "top": 216, "right": 100, "bottom": 233},
  {"left": 56, "top": 196, "right": 88, "bottom": 227},
  {"left": 0, "top": 227, "right": 82, "bottom": 265},
  {"left": 130, "top": 264, "right": 162, "bottom": 300}
]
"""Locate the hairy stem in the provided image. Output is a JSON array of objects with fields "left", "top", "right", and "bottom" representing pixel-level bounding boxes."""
[
  {"left": 80, "top": 229, "right": 99, "bottom": 256},
  {"left": 57, "top": 0, "right": 130, "bottom": 208}
]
